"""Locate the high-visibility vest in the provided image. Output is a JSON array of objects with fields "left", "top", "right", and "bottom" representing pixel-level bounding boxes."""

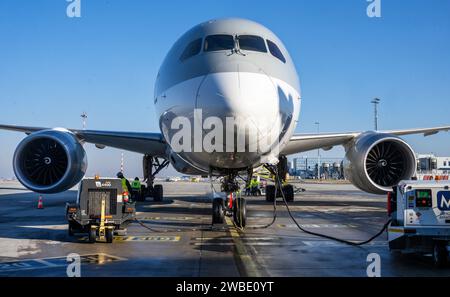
[
  {"left": 131, "top": 180, "right": 141, "bottom": 190},
  {"left": 121, "top": 178, "right": 129, "bottom": 193}
]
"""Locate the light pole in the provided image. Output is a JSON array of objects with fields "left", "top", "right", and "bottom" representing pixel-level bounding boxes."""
[
  {"left": 371, "top": 98, "right": 380, "bottom": 131},
  {"left": 120, "top": 152, "right": 124, "bottom": 174},
  {"left": 80, "top": 112, "right": 88, "bottom": 130},
  {"left": 315, "top": 122, "right": 320, "bottom": 180}
]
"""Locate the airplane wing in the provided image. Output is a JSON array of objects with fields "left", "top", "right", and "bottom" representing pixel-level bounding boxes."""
[
  {"left": 281, "top": 126, "right": 450, "bottom": 155},
  {"left": 0, "top": 124, "right": 168, "bottom": 157}
]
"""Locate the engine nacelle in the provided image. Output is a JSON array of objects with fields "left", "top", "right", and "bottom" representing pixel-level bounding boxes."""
[
  {"left": 13, "top": 129, "right": 87, "bottom": 193},
  {"left": 343, "top": 132, "right": 416, "bottom": 194}
]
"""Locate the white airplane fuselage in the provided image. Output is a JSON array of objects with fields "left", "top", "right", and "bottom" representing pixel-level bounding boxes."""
[{"left": 154, "top": 18, "right": 301, "bottom": 174}]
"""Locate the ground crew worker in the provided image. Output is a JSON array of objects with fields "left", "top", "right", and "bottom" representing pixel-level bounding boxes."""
[
  {"left": 131, "top": 177, "right": 141, "bottom": 191},
  {"left": 250, "top": 177, "right": 260, "bottom": 195},
  {"left": 117, "top": 172, "right": 133, "bottom": 201},
  {"left": 131, "top": 177, "right": 142, "bottom": 201},
  {"left": 250, "top": 177, "right": 259, "bottom": 188}
]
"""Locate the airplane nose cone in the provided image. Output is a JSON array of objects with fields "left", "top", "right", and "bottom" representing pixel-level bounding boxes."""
[
  {"left": 194, "top": 62, "right": 284, "bottom": 169},
  {"left": 196, "top": 62, "right": 279, "bottom": 126}
]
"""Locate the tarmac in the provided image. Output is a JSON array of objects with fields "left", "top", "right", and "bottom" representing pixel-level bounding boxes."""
[{"left": 0, "top": 180, "right": 449, "bottom": 277}]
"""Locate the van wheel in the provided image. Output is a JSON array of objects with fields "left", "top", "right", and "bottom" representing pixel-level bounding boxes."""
[
  {"left": 283, "top": 184, "right": 295, "bottom": 202},
  {"left": 88, "top": 227, "right": 96, "bottom": 244},
  {"left": 433, "top": 242, "right": 448, "bottom": 268},
  {"left": 265, "top": 185, "right": 276, "bottom": 202},
  {"left": 153, "top": 185, "right": 163, "bottom": 202},
  {"left": 105, "top": 228, "right": 114, "bottom": 243}
]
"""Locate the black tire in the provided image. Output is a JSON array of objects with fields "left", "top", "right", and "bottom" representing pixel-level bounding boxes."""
[
  {"left": 141, "top": 185, "right": 148, "bottom": 201},
  {"left": 212, "top": 198, "right": 225, "bottom": 224},
  {"left": 433, "top": 242, "right": 448, "bottom": 268},
  {"left": 283, "top": 184, "right": 295, "bottom": 202},
  {"left": 153, "top": 185, "right": 163, "bottom": 202},
  {"left": 265, "top": 185, "right": 276, "bottom": 202},
  {"left": 105, "top": 228, "right": 114, "bottom": 244},
  {"left": 68, "top": 221, "right": 77, "bottom": 236},
  {"left": 233, "top": 198, "right": 247, "bottom": 228},
  {"left": 88, "top": 227, "right": 96, "bottom": 244}
]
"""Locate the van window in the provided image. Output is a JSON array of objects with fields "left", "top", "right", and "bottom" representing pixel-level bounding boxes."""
[
  {"left": 267, "top": 40, "right": 286, "bottom": 63},
  {"left": 204, "top": 35, "right": 234, "bottom": 52},
  {"left": 180, "top": 38, "right": 202, "bottom": 61},
  {"left": 238, "top": 35, "right": 267, "bottom": 52}
]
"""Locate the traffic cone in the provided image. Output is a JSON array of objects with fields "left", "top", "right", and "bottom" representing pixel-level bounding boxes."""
[{"left": 37, "top": 196, "right": 44, "bottom": 209}]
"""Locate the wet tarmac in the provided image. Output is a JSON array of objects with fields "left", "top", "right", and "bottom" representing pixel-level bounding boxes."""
[{"left": 0, "top": 180, "right": 449, "bottom": 277}]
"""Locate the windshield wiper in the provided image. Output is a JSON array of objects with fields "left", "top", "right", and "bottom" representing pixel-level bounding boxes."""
[{"left": 227, "top": 35, "right": 247, "bottom": 56}]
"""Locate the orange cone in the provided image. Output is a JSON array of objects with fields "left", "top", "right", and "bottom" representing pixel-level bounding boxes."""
[{"left": 37, "top": 196, "right": 44, "bottom": 209}]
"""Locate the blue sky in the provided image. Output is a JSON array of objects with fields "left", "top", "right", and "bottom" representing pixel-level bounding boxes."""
[{"left": 0, "top": 0, "right": 449, "bottom": 178}]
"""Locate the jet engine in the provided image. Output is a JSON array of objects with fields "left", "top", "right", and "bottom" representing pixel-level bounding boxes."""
[
  {"left": 13, "top": 129, "right": 87, "bottom": 193},
  {"left": 343, "top": 132, "right": 416, "bottom": 194}
]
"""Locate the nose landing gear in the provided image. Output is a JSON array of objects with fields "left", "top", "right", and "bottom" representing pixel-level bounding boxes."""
[
  {"left": 212, "top": 198, "right": 225, "bottom": 224},
  {"left": 211, "top": 173, "right": 247, "bottom": 228}
]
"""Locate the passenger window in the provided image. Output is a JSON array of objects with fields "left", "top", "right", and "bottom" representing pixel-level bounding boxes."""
[
  {"left": 204, "top": 35, "right": 234, "bottom": 52},
  {"left": 180, "top": 38, "right": 202, "bottom": 61},
  {"left": 238, "top": 35, "right": 267, "bottom": 53},
  {"left": 267, "top": 40, "right": 286, "bottom": 63}
]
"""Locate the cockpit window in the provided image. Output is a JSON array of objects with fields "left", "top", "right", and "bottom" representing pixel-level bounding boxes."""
[
  {"left": 238, "top": 35, "right": 267, "bottom": 53},
  {"left": 267, "top": 40, "right": 286, "bottom": 63},
  {"left": 204, "top": 35, "right": 234, "bottom": 52},
  {"left": 180, "top": 38, "right": 202, "bottom": 61}
]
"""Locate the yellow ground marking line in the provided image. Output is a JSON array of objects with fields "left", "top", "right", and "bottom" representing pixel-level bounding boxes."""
[
  {"left": 78, "top": 236, "right": 181, "bottom": 242},
  {"left": 225, "top": 216, "right": 262, "bottom": 277}
]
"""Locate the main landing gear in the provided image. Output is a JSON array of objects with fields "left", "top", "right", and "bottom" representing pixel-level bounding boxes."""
[
  {"left": 211, "top": 173, "right": 247, "bottom": 228},
  {"left": 265, "top": 155, "right": 295, "bottom": 203},
  {"left": 141, "top": 155, "right": 169, "bottom": 202}
]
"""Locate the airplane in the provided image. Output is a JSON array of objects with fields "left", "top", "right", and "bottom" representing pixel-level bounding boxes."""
[{"left": 1, "top": 18, "right": 450, "bottom": 228}]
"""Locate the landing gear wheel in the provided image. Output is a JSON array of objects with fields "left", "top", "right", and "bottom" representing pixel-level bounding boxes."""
[
  {"left": 212, "top": 198, "right": 225, "bottom": 224},
  {"left": 265, "top": 185, "right": 276, "bottom": 202},
  {"left": 433, "top": 242, "right": 448, "bottom": 268},
  {"left": 88, "top": 227, "right": 96, "bottom": 244},
  {"left": 283, "top": 184, "right": 294, "bottom": 202},
  {"left": 153, "top": 185, "right": 163, "bottom": 202},
  {"left": 105, "top": 228, "right": 114, "bottom": 243},
  {"left": 233, "top": 198, "right": 247, "bottom": 228}
]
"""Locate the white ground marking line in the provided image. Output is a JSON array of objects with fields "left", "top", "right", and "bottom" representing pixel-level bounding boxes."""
[
  {"left": 137, "top": 216, "right": 199, "bottom": 221},
  {"left": 19, "top": 224, "right": 68, "bottom": 230},
  {"left": 195, "top": 237, "right": 280, "bottom": 241},
  {"left": 194, "top": 242, "right": 298, "bottom": 246},
  {"left": 302, "top": 240, "right": 387, "bottom": 247},
  {"left": 278, "top": 224, "right": 357, "bottom": 229},
  {"left": 32, "top": 259, "right": 59, "bottom": 268},
  {"left": 142, "top": 203, "right": 182, "bottom": 209}
]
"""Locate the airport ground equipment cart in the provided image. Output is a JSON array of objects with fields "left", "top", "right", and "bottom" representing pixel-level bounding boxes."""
[
  {"left": 66, "top": 178, "right": 136, "bottom": 243},
  {"left": 388, "top": 180, "right": 450, "bottom": 267}
]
